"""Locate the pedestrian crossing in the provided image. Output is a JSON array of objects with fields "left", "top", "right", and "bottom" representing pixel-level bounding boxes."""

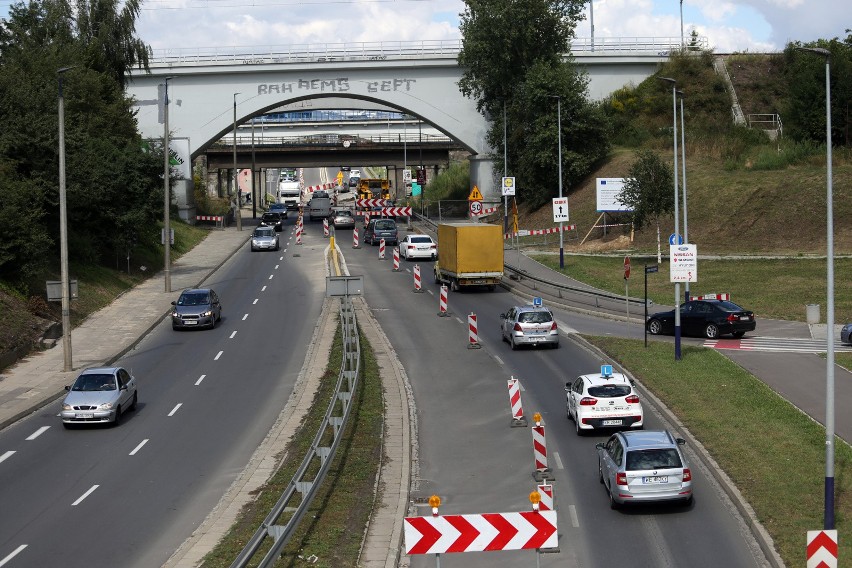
[{"left": 705, "top": 337, "right": 852, "bottom": 353}]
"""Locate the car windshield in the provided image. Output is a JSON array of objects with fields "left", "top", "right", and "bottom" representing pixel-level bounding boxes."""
[
  {"left": 262, "top": 214, "right": 278, "bottom": 221},
  {"left": 375, "top": 220, "right": 395, "bottom": 230},
  {"left": 518, "top": 311, "right": 552, "bottom": 324},
  {"left": 178, "top": 292, "right": 209, "bottom": 306},
  {"left": 254, "top": 228, "right": 274, "bottom": 237},
  {"left": 73, "top": 374, "right": 116, "bottom": 392},
  {"left": 625, "top": 449, "right": 683, "bottom": 471},
  {"left": 410, "top": 236, "right": 432, "bottom": 244},
  {"left": 588, "top": 384, "right": 632, "bottom": 397}
]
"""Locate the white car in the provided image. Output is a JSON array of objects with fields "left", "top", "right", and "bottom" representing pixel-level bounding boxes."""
[
  {"left": 566, "top": 367, "right": 643, "bottom": 435},
  {"left": 399, "top": 234, "right": 437, "bottom": 260}
]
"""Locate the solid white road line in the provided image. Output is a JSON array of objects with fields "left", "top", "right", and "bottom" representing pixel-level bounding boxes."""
[
  {"left": 168, "top": 403, "right": 182, "bottom": 417},
  {"left": 195, "top": 375, "right": 206, "bottom": 386},
  {"left": 493, "top": 355, "right": 504, "bottom": 365},
  {"left": 229, "top": 331, "right": 237, "bottom": 339},
  {"left": 427, "top": 289, "right": 434, "bottom": 296},
  {"left": 214, "top": 351, "right": 223, "bottom": 360},
  {"left": 569, "top": 505, "right": 580, "bottom": 527},
  {"left": 71, "top": 485, "right": 99, "bottom": 506},
  {"left": 242, "top": 314, "right": 248, "bottom": 321},
  {"left": 553, "top": 451, "right": 565, "bottom": 470},
  {"left": 129, "top": 439, "right": 149, "bottom": 456},
  {"left": 0, "top": 545, "right": 27, "bottom": 567},
  {"left": 26, "top": 426, "right": 50, "bottom": 441},
  {"left": 455, "top": 317, "right": 463, "bottom": 325},
  {"left": 0, "top": 450, "right": 15, "bottom": 464}
]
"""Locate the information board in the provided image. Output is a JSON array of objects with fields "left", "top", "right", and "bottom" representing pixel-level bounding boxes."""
[{"left": 596, "top": 178, "right": 633, "bottom": 212}]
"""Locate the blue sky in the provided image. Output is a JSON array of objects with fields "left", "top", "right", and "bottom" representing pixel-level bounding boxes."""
[{"left": 1, "top": 0, "right": 849, "bottom": 55}]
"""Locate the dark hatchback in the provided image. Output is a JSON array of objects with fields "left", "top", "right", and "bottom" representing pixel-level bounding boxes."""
[
  {"left": 260, "top": 212, "right": 284, "bottom": 232},
  {"left": 646, "top": 299, "right": 756, "bottom": 339}
]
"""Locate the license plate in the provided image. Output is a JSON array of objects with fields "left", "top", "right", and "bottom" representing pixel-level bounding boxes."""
[
  {"left": 184, "top": 320, "right": 197, "bottom": 325},
  {"left": 740, "top": 316, "right": 750, "bottom": 321},
  {"left": 528, "top": 336, "right": 546, "bottom": 342},
  {"left": 602, "top": 419, "right": 623, "bottom": 426},
  {"left": 76, "top": 413, "right": 94, "bottom": 419},
  {"left": 643, "top": 476, "right": 668, "bottom": 484}
]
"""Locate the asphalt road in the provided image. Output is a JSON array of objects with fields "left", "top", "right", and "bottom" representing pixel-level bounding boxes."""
[
  {"left": 340, "top": 230, "right": 769, "bottom": 568},
  {"left": 0, "top": 216, "right": 328, "bottom": 568}
]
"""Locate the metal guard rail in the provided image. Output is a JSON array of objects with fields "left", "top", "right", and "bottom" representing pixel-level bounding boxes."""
[
  {"left": 412, "top": 212, "right": 645, "bottom": 307},
  {"left": 229, "top": 297, "right": 361, "bottom": 568}
]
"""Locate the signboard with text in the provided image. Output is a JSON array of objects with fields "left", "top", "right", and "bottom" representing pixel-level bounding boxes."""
[
  {"left": 596, "top": 178, "right": 633, "bottom": 212},
  {"left": 669, "top": 244, "right": 697, "bottom": 283},
  {"left": 502, "top": 176, "right": 516, "bottom": 196},
  {"left": 552, "top": 197, "right": 569, "bottom": 222}
]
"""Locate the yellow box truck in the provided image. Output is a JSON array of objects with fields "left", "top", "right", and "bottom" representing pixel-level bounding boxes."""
[{"left": 433, "top": 222, "right": 504, "bottom": 291}]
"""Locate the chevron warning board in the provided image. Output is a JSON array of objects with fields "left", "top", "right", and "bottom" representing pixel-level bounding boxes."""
[
  {"left": 807, "top": 530, "right": 837, "bottom": 568},
  {"left": 404, "top": 510, "right": 557, "bottom": 554}
]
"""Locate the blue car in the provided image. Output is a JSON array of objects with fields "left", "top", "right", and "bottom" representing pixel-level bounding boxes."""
[{"left": 841, "top": 323, "right": 852, "bottom": 345}]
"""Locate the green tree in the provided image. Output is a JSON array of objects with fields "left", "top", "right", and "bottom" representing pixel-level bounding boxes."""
[
  {"left": 619, "top": 150, "right": 674, "bottom": 259},
  {"left": 457, "top": 0, "right": 609, "bottom": 206}
]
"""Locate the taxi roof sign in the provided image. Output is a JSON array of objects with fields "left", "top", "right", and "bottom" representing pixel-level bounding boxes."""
[
  {"left": 601, "top": 365, "right": 613, "bottom": 377},
  {"left": 533, "top": 297, "right": 542, "bottom": 307},
  {"left": 468, "top": 185, "right": 483, "bottom": 201}
]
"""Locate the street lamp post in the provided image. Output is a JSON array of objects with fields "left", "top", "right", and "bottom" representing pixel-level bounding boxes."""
[
  {"left": 503, "top": 100, "right": 509, "bottom": 233},
  {"left": 659, "top": 77, "right": 681, "bottom": 360},
  {"left": 251, "top": 118, "right": 257, "bottom": 219},
  {"left": 58, "top": 66, "right": 74, "bottom": 372},
  {"left": 678, "top": 90, "right": 689, "bottom": 303},
  {"left": 798, "top": 45, "right": 835, "bottom": 530},
  {"left": 549, "top": 95, "right": 565, "bottom": 269},
  {"left": 233, "top": 93, "right": 242, "bottom": 231},
  {"left": 163, "top": 76, "right": 175, "bottom": 293},
  {"left": 680, "top": 0, "right": 684, "bottom": 47},
  {"left": 589, "top": 0, "right": 595, "bottom": 52}
]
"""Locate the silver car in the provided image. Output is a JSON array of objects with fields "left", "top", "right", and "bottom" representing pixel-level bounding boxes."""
[
  {"left": 60, "top": 367, "right": 138, "bottom": 427},
  {"left": 596, "top": 430, "right": 693, "bottom": 509},
  {"left": 841, "top": 323, "right": 852, "bottom": 345},
  {"left": 250, "top": 226, "right": 280, "bottom": 251},
  {"left": 499, "top": 305, "right": 559, "bottom": 349},
  {"left": 171, "top": 288, "right": 222, "bottom": 330}
]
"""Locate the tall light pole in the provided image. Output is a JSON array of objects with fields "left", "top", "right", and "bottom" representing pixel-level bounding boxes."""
[
  {"left": 233, "top": 92, "right": 242, "bottom": 231},
  {"left": 589, "top": 0, "right": 595, "bottom": 52},
  {"left": 659, "top": 77, "right": 681, "bottom": 360},
  {"left": 678, "top": 90, "right": 689, "bottom": 303},
  {"left": 58, "top": 66, "right": 74, "bottom": 372},
  {"left": 503, "top": 100, "right": 508, "bottom": 233},
  {"left": 549, "top": 95, "right": 565, "bottom": 269},
  {"left": 163, "top": 76, "right": 175, "bottom": 293},
  {"left": 251, "top": 117, "right": 257, "bottom": 219},
  {"left": 679, "top": 0, "right": 684, "bottom": 47},
  {"left": 798, "top": 45, "right": 835, "bottom": 530}
]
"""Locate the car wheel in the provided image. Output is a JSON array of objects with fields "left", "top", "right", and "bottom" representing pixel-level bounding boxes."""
[
  {"left": 250, "top": 246, "right": 256, "bottom": 252},
  {"left": 575, "top": 416, "right": 584, "bottom": 436},
  {"left": 608, "top": 484, "right": 621, "bottom": 510},
  {"left": 63, "top": 422, "right": 73, "bottom": 429},
  {"left": 129, "top": 392, "right": 138, "bottom": 411},
  {"left": 704, "top": 323, "right": 720, "bottom": 339},
  {"left": 510, "top": 336, "right": 517, "bottom": 351},
  {"left": 113, "top": 405, "right": 122, "bottom": 426},
  {"left": 732, "top": 331, "right": 745, "bottom": 339},
  {"left": 451, "top": 279, "right": 459, "bottom": 292},
  {"left": 647, "top": 319, "right": 663, "bottom": 335}
]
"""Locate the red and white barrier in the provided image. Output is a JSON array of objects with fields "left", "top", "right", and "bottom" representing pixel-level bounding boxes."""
[
  {"left": 437, "top": 285, "right": 448, "bottom": 316},
  {"left": 352, "top": 227, "right": 360, "bottom": 249},
  {"left": 323, "top": 218, "right": 329, "bottom": 237},
  {"left": 690, "top": 293, "right": 730, "bottom": 301},
  {"left": 404, "top": 510, "right": 557, "bottom": 554},
  {"left": 505, "top": 225, "right": 577, "bottom": 239},
  {"left": 392, "top": 246, "right": 400, "bottom": 271},
  {"left": 413, "top": 264, "right": 423, "bottom": 292},
  {"left": 532, "top": 423, "right": 553, "bottom": 480},
  {"left": 468, "top": 313, "right": 481, "bottom": 349},
  {"left": 195, "top": 215, "right": 224, "bottom": 222},
  {"left": 377, "top": 207, "right": 412, "bottom": 217},
  {"left": 507, "top": 377, "right": 526, "bottom": 426},
  {"left": 537, "top": 484, "right": 554, "bottom": 511},
  {"left": 807, "top": 530, "right": 838, "bottom": 568},
  {"left": 305, "top": 182, "right": 335, "bottom": 193},
  {"left": 472, "top": 204, "right": 500, "bottom": 217},
  {"left": 295, "top": 220, "right": 303, "bottom": 245},
  {"left": 379, "top": 238, "right": 386, "bottom": 260},
  {"left": 356, "top": 198, "right": 389, "bottom": 208}
]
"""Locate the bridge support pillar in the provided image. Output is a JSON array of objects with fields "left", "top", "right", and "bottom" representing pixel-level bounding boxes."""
[{"left": 468, "top": 155, "right": 498, "bottom": 201}]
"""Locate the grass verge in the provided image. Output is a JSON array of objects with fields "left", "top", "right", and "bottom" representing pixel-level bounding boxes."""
[
  {"left": 582, "top": 335, "right": 852, "bottom": 567},
  {"left": 200, "top": 324, "right": 383, "bottom": 568},
  {"left": 532, "top": 254, "right": 852, "bottom": 323}
]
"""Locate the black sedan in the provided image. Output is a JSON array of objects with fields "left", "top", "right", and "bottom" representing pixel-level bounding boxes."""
[
  {"left": 260, "top": 212, "right": 284, "bottom": 232},
  {"left": 646, "top": 299, "right": 756, "bottom": 339}
]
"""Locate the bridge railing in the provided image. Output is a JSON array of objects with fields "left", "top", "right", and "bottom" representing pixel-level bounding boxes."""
[
  {"left": 209, "top": 132, "right": 455, "bottom": 148},
  {"left": 148, "top": 37, "right": 703, "bottom": 66}
]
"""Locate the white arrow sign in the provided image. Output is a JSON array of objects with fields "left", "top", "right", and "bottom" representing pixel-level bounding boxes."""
[{"left": 552, "top": 197, "right": 569, "bottom": 222}]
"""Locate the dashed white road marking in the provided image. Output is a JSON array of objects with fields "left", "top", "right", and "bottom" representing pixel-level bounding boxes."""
[
  {"left": 71, "top": 485, "right": 99, "bottom": 506},
  {"left": 261, "top": 285, "right": 267, "bottom": 292},
  {"left": 253, "top": 299, "right": 259, "bottom": 304},
  {"left": 569, "top": 505, "right": 580, "bottom": 527},
  {"left": 214, "top": 351, "right": 223, "bottom": 360},
  {"left": 493, "top": 355, "right": 504, "bottom": 365},
  {"left": 195, "top": 375, "right": 206, "bottom": 386},
  {"left": 0, "top": 544, "right": 27, "bottom": 567},
  {"left": 0, "top": 450, "right": 15, "bottom": 464},
  {"left": 553, "top": 451, "right": 565, "bottom": 470},
  {"left": 229, "top": 331, "right": 237, "bottom": 339},
  {"left": 275, "top": 264, "right": 279, "bottom": 269},
  {"left": 455, "top": 317, "right": 463, "bottom": 325},
  {"left": 168, "top": 403, "right": 182, "bottom": 417},
  {"left": 242, "top": 314, "right": 248, "bottom": 321},
  {"left": 268, "top": 274, "right": 274, "bottom": 280},
  {"left": 129, "top": 439, "right": 149, "bottom": 456},
  {"left": 26, "top": 426, "right": 50, "bottom": 441},
  {"left": 427, "top": 289, "right": 434, "bottom": 296}
]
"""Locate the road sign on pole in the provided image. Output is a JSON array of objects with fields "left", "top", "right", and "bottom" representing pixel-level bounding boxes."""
[
  {"left": 502, "top": 176, "right": 516, "bottom": 196},
  {"left": 624, "top": 256, "right": 631, "bottom": 280},
  {"left": 552, "top": 197, "right": 569, "bottom": 222}
]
